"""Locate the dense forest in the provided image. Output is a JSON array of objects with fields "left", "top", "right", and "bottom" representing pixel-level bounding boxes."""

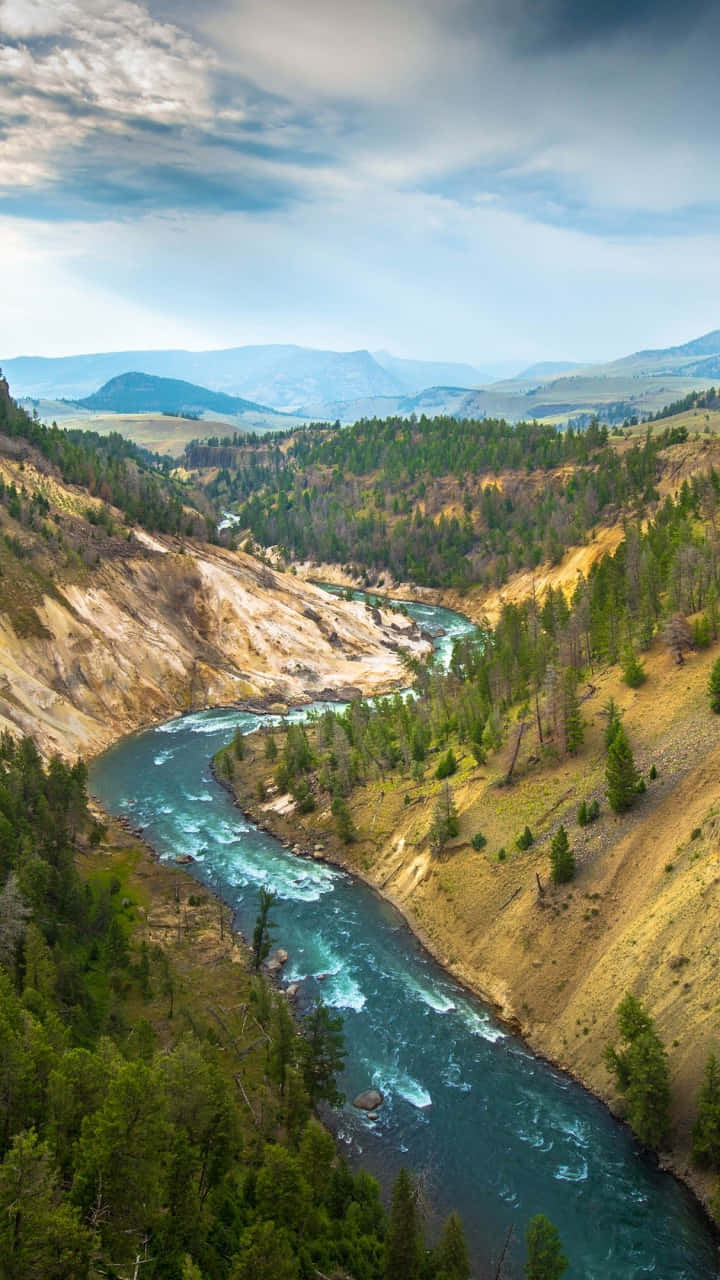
[
  {"left": 189, "top": 415, "right": 691, "bottom": 588},
  {"left": 648, "top": 386, "right": 718, "bottom": 422},
  {"left": 0, "top": 733, "right": 502, "bottom": 1279},
  {"left": 0, "top": 376, "right": 211, "bottom": 538},
  {"left": 262, "top": 471, "right": 720, "bottom": 822}
]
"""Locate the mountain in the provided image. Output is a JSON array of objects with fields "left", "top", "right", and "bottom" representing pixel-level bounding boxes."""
[
  {"left": 515, "top": 360, "right": 585, "bottom": 381},
  {"left": 602, "top": 328, "right": 720, "bottom": 371},
  {"left": 298, "top": 384, "right": 475, "bottom": 422},
  {"left": 75, "top": 371, "right": 276, "bottom": 417},
  {"left": 371, "top": 351, "right": 488, "bottom": 391},
  {"left": 6, "top": 328, "right": 720, "bottom": 427},
  {"left": 1, "top": 344, "right": 404, "bottom": 409}
]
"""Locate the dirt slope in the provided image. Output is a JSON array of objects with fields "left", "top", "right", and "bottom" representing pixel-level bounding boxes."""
[
  {"left": 0, "top": 457, "right": 427, "bottom": 758},
  {"left": 228, "top": 639, "right": 720, "bottom": 1206}
]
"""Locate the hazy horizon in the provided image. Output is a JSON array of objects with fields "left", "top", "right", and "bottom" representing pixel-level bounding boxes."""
[{"left": 2, "top": 0, "right": 720, "bottom": 363}]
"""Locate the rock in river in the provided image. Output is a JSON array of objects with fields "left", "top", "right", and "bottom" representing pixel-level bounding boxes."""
[{"left": 353, "top": 1089, "right": 385, "bottom": 1111}]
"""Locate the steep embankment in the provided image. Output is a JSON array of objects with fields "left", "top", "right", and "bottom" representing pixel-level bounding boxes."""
[
  {"left": 0, "top": 452, "right": 427, "bottom": 758},
  {"left": 225, "top": 638, "right": 720, "bottom": 1208}
]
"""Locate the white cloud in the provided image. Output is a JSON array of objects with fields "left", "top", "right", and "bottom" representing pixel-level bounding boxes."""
[{"left": 0, "top": 0, "right": 215, "bottom": 188}]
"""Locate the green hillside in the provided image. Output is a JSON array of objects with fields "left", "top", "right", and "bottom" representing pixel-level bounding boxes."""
[{"left": 76, "top": 371, "right": 276, "bottom": 417}]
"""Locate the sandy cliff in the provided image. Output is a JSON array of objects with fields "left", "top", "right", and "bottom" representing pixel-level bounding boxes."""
[{"left": 0, "top": 531, "right": 427, "bottom": 759}]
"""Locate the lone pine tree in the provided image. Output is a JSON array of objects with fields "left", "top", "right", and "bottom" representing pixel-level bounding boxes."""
[
  {"left": 549, "top": 825, "right": 575, "bottom": 884},
  {"left": 605, "top": 723, "right": 641, "bottom": 813}
]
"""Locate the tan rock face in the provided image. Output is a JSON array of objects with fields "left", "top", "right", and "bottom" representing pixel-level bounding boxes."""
[{"left": 0, "top": 537, "right": 428, "bottom": 759}]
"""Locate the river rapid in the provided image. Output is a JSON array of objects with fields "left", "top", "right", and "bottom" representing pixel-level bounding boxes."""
[{"left": 90, "top": 595, "right": 720, "bottom": 1279}]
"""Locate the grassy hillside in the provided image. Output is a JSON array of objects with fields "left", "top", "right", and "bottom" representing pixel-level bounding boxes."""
[{"left": 76, "top": 370, "right": 275, "bottom": 416}]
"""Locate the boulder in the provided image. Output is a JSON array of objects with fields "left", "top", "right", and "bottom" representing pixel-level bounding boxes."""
[{"left": 353, "top": 1089, "right": 385, "bottom": 1112}]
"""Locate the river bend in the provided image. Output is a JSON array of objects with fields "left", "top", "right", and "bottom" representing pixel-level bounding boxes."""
[{"left": 90, "top": 598, "right": 719, "bottom": 1279}]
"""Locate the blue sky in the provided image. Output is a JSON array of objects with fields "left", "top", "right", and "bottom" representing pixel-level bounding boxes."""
[{"left": 1, "top": 0, "right": 719, "bottom": 364}]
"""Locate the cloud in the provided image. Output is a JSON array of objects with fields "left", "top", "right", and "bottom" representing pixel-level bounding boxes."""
[{"left": 1, "top": 0, "right": 720, "bottom": 360}]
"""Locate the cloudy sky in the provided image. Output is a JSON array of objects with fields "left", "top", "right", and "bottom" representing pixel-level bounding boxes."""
[{"left": 1, "top": 0, "right": 719, "bottom": 364}]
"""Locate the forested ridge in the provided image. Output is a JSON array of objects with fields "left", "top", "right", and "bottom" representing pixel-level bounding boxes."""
[
  {"left": 0, "top": 376, "right": 212, "bottom": 538},
  {"left": 189, "top": 414, "right": 693, "bottom": 588},
  {"left": 258, "top": 471, "right": 720, "bottom": 815}
]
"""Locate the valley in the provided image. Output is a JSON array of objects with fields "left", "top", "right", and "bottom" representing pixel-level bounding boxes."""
[{"left": 3, "top": 372, "right": 720, "bottom": 1276}]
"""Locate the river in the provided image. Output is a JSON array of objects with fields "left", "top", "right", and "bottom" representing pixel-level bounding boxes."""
[{"left": 89, "top": 595, "right": 720, "bottom": 1279}]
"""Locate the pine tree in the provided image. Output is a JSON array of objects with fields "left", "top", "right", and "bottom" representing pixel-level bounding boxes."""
[
  {"left": 562, "top": 669, "right": 584, "bottom": 754},
  {"left": 436, "top": 1211, "right": 470, "bottom": 1279},
  {"left": 384, "top": 1168, "right": 421, "bottom": 1280},
  {"left": 549, "top": 825, "right": 575, "bottom": 884},
  {"left": 622, "top": 650, "right": 647, "bottom": 688},
  {"left": 331, "top": 794, "right": 355, "bottom": 843},
  {"left": 299, "top": 1002, "right": 347, "bottom": 1107},
  {"left": 605, "top": 723, "right": 641, "bottom": 813},
  {"left": 602, "top": 697, "right": 622, "bottom": 749},
  {"left": 692, "top": 1051, "right": 720, "bottom": 1168},
  {"left": 430, "top": 784, "right": 460, "bottom": 855},
  {"left": 436, "top": 747, "right": 458, "bottom": 779},
  {"left": 709, "top": 657, "right": 720, "bottom": 713},
  {"left": 524, "top": 1214, "right": 568, "bottom": 1279},
  {"left": 251, "top": 887, "right": 276, "bottom": 972},
  {"left": 604, "top": 994, "right": 671, "bottom": 1148}
]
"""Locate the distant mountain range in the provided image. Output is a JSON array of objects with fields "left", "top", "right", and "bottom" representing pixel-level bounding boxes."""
[
  {"left": 75, "top": 371, "right": 278, "bottom": 418},
  {"left": 3, "top": 329, "right": 719, "bottom": 427},
  {"left": 0, "top": 344, "right": 493, "bottom": 409}
]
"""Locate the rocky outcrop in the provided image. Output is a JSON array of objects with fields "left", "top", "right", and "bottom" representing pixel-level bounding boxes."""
[{"left": 0, "top": 534, "right": 428, "bottom": 759}]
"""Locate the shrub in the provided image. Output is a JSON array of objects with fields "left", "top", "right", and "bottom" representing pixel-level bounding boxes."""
[
  {"left": 471, "top": 832, "right": 487, "bottom": 851},
  {"left": 435, "top": 748, "right": 458, "bottom": 780},
  {"left": 622, "top": 651, "right": 647, "bottom": 689},
  {"left": 649, "top": 764, "right": 657, "bottom": 780},
  {"left": 577, "top": 800, "right": 589, "bottom": 827},
  {"left": 516, "top": 825, "right": 534, "bottom": 851}
]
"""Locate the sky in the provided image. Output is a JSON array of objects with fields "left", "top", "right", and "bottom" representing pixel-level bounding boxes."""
[{"left": 1, "top": 0, "right": 720, "bottom": 365}]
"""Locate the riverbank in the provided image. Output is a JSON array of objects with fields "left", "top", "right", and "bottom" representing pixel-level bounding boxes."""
[
  {"left": 212, "top": 664, "right": 720, "bottom": 1229},
  {"left": 287, "top": 528, "right": 627, "bottom": 627}
]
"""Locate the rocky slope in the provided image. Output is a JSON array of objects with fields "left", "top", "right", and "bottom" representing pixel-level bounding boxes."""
[{"left": 0, "top": 453, "right": 427, "bottom": 759}]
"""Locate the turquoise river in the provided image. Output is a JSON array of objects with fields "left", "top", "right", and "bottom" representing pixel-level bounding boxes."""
[{"left": 90, "top": 596, "right": 720, "bottom": 1279}]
